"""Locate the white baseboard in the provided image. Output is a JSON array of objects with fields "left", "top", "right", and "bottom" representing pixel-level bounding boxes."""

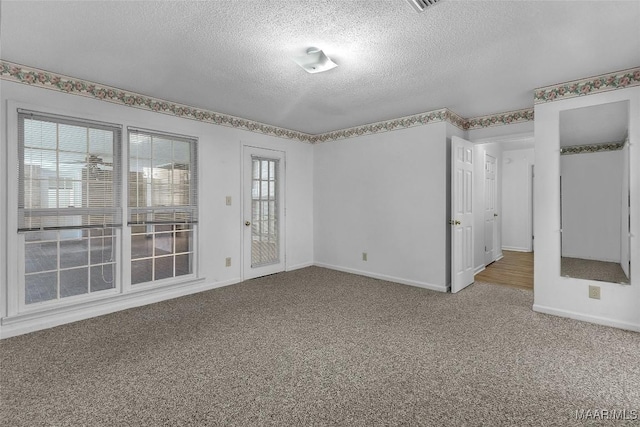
[
  {"left": 474, "top": 265, "right": 485, "bottom": 275},
  {"left": 314, "top": 262, "right": 447, "bottom": 293},
  {"left": 286, "top": 262, "right": 314, "bottom": 272},
  {"left": 0, "top": 277, "right": 242, "bottom": 339},
  {"left": 533, "top": 304, "right": 640, "bottom": 333},
  {"left": 502, "top": 246, "right": 532, "bottom": 252}
]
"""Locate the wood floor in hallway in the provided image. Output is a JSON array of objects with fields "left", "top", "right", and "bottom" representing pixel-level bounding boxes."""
[{"left": 475, "top": 250, "right": 533, "bottom": 290}]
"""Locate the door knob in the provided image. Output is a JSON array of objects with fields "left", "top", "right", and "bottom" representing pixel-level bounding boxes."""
[
  {"left": 494, "top": 213, "right": 498, "bottom": 217},
  {"left": 449, "top": 220, "right": 461, "bottom": 225},
  {"left": 245, "top": 221, "right": 251, "bottom": 227}
]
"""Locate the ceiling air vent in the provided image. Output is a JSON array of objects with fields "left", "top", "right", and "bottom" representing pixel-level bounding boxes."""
[{"left": 406, "top": 0, "right": 441, "bottom": 13}]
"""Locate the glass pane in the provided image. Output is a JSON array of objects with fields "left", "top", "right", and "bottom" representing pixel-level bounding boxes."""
[
  {"left": 155, "top": 224, "right": 173, "bottom": 232},
  {"left": 24, "top": 119, "right": 57, "bottom": 149},
  {"left": 131, "top": 233, "right": 153, "bottom": 259},
  {"left": 89, "top": 128, "right": 113, "bottom": 157},
  {"left": 130, "top": 225, "right": 148, "bottom": 235},
  {"left": 60, "top": 267, "right": 88, "bottom": 298},
  {"left": 154, "top": 232, "right": 174, "bottom": 256},
  {"left": 153, "top": 138, "right": 173, "bottom": 166},
  {"left": 62, "top": 181, "right": 82, "bottom": 208},
  {"left": 23, "top": 177, "right": 45, "bottom": 209},
  {"left": 24, "top": 148, "right": 57, "bottom": 175},
  {"left": 129, "top": 167, "right": 149, "bottom": 208},
  {"left": 132, "top": 259, "right": 153, "bottom": 285},
  {"left": 173, "top": 140, "right": 190, "bottom": 164},
  {"left": 155, "top": 256, "right": 173, "bottom": 281},
  {"left": 89, "top": 228, "right": 114, "bottom": 237},
  {"left": 151, "top": 168, "right": 172, "bottom": 206},
  {"left": 25, "top": 241, "right": 57, "bottom": 273},
  {"left": 25, "top": 231, "right": 58, "bottom": 242},
  {"left": 175, "top": 254, "right": 192, "bottom": 277},
  {"left": 58, "top": 152, "right": 86, "bottom": 179},
  {"left": 58, "top": 124, "right": 87, "bottom": 153},
  {"left": 25, "top": 272, "right": 57, "bottom": 304},
  {"left": 90, "top": 237, "right": 116, "bottom": 265},
  {"left": 252, "top": 159, "right": 260, "bottom": 179},
  {"left": 251, "top": 158, "right": 279, "bottom": 267},
  {"left": 86, "top": 180, "right": 113, "bottom": 208},
  {"left": 130, "top": 133, "right": 151, "bottom": 159},
  {"left": 172, "top": 184, "right": 190, "bottom": 205},
  {"left": 175, "top": 228, "right": 192, "bottom": 254},
  {"left": 60, "top": 238, "right": 89, "bottom": 268},
  {"left": 90, "top": 264, "right": 115, "bottom": 292}
]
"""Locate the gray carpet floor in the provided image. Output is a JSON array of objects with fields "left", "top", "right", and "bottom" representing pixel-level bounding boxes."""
[
  {"left": 561, "top": 256, "right": 630, "bottom": 284},
  {"left": 1, "top": 266, "right": 639, "bottom": 426}
]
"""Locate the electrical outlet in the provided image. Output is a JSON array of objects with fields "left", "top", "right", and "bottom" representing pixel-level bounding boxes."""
[
  {"left": 225, "top": 196, "right": 232, "bottom": 206},
  {"left": 362, "top": 252, "right": 367, "bottom": 261},
  {"left": 588, "top": 285, "right": 600, "bottom": 300},
  {"left": 225, "top": 257, "right": 231, "bottom": 267}
]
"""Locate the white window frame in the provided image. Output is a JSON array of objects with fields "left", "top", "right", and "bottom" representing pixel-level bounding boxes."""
[
  {"left": 6, "top": 102, "right": 202, "bottom": 318},
  {"left": 7, "top": 101, "right": 124, "bottom": 315},
  {"left": 125, "top": 127, "right": 199, "bottom": 291}
]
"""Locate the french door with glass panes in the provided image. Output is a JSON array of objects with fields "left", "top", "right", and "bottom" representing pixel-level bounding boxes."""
[{"left": 243, "top": 146, "right": 285, "bottom": 280}]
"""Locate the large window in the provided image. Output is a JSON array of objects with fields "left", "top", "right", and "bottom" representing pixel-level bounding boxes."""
[
  {"left": 128, "top": 129, "right": 198, "bottom": 285},
  {"left": 18, "top": 110, "right": 121, "bottom": 305}
]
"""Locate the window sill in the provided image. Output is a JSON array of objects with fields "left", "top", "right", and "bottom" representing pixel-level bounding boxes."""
[{"left": 3, "top": 276, "right": 207, "bottom": 327}]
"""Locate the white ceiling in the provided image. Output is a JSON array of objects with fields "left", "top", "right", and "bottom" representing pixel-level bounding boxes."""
[{"left": 1, "top": 0, "right": 639, "bottom": 135}]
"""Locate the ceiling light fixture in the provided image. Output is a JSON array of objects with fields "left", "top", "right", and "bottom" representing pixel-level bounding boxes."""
[
  {"left": 406, "top": 0, "right": 441, "bottom": 13},
  {"left": 293, "top": 47, "right": 338, "bottom": 74}
]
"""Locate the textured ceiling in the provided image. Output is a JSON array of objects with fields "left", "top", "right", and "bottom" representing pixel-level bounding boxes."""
[{"left": 1, "top": 0, "right": 639, "bottom": 135}]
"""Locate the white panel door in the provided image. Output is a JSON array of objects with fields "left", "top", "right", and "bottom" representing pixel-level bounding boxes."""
[
  {"left": 243, "top": 146, "right": 285, "bottom": 280},
  {"left": 451, "top": 136, "right": 474, "bottom": 293},
  {"left": 484, "top": 153, "right": 498, "bottom": 265}
]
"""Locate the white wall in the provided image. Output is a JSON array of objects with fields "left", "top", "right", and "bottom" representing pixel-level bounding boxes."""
[
  {"left": 534, "top": 86, "right": 640, "bottom": 332},
  {"left": 502, "top": 148, "right": 534, "bottom": 252},
  {"left": 313, "top": 123, "right": 450, "bottom": 291},
  {"left": 560, "top": 150, "right": 622, "bottom": 262},
  {"left": 0, "top": 80, "right": 314, "bottom": 337},
  {"left": 468, "top": 121, "right": 534, "bottom": 142}
]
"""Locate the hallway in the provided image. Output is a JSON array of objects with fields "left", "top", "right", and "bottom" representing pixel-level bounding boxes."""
[{"left": 475, "top": 250, "right": 533, "bottom": 290}]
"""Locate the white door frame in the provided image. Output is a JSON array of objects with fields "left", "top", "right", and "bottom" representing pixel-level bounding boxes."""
[{"left": 242, "top": 145, "right": 286, "bottom": 280}]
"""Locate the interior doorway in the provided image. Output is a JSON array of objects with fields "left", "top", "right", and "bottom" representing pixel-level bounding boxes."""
[
  {"left": 472, "top": 133, "right": 535, "bottom": 288},
  {"left": 475, "top": 250, "right": 533, "bottom": 290}
]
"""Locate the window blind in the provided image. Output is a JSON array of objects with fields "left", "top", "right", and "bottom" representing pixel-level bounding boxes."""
[
  {"left": 128, "top": 128, "right": 198, "bottom": 225},
  {"left": 17, "top": 110, "right": 123, "bottom": 232}
]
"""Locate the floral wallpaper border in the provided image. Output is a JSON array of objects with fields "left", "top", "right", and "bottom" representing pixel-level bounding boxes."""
[
  {"left": 311, "top": 108, "right": 459, "bottom": 143},
  {"left": 535, "top": 67, "right": 640, "bottom": 104},
  {"left": 560, "top": 141, "right": 626, "bottom": 155},
  {"left": 0, "top": 61, "right": 315, "bottom": 143},
  {"left": 465, "top": 108, "right": 534, "bottom": 130},
  {"left": 1, "top": 60, "right": 538, "bottom": 142}
]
